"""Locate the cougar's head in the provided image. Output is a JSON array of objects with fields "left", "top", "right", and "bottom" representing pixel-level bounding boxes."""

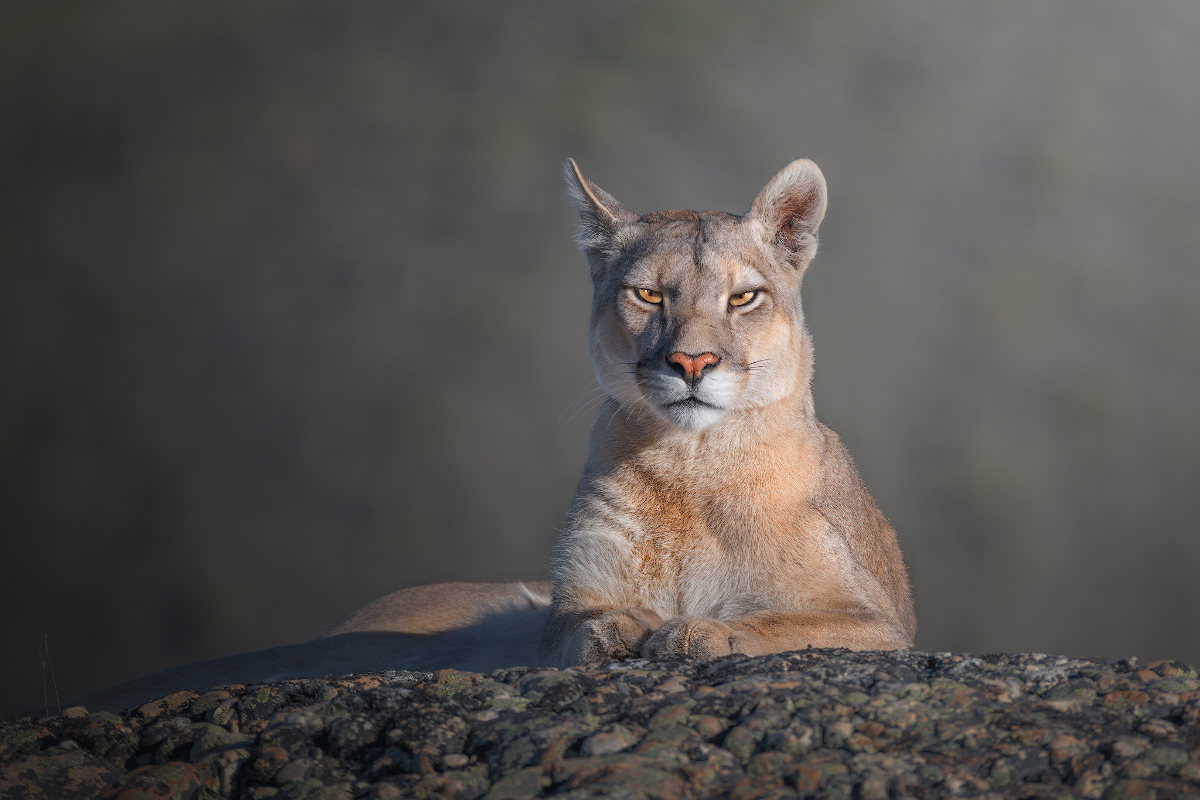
[{"left": 566, "top": 159, "right": 827, "bottom": 432}]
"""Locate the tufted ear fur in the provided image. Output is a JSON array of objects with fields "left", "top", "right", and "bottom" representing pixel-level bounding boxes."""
[
  {"left": 748, "top": 159, "right": 827, "bottom": 270},
  {"left": 564, "top": 159, "right": 639, "bottom": 265}
]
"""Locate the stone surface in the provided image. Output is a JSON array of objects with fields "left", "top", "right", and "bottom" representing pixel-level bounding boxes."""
[{"left": 2, "top": 650, "right": 1199, "bottom": 799}]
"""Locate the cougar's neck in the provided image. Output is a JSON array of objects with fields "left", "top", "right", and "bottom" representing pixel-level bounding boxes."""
[{"left": 587, "top": 362, "right": 820, "bottom": 469}]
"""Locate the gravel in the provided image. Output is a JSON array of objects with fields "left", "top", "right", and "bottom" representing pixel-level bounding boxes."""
[{"left": 3, "top": 649, "right": 1199, "bottom": 799}]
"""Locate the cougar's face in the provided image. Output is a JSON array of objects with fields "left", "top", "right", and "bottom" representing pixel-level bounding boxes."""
[{"left": 589, "top": 210, "right": 807, "bottom": 431}]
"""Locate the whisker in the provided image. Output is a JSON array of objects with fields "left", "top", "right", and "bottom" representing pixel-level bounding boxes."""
[
  {"left": 602, "top": 400, "right": 624, "bottom": 433},
  {"left": 624, "top": 381, "right": 653, "bottom": 427},
  {"left": 555, "top": 382, "right": 608, "bottom": 429},
  {"left": 555, "top": 364, "right": 648, "bottom": 431},
  {"left": 603, "top": 381, "right": 647, "bottom": 433},
  {"left": 560, "top": 391, "right": 613, "bottom": 428}
]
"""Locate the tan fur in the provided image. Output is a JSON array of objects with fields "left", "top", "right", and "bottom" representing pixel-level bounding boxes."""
[
  {"left": 48, "top": 160, "right": 913, "bottom": 715},
  {"left": 541, "top": 158, "right": 915, "bottom": 666}
]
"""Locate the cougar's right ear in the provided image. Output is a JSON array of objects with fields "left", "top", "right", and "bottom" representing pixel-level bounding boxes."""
[
  {"left": 564, "top": 159, "right": 638, "bottom": 264},
  {"left": 748, "top": 159, "right": 827, "bottom": 271}
]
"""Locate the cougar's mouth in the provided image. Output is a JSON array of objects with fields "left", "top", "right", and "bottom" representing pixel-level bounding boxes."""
[
  {"left": 656, "top": 392, "right": 728, "bottom": 432},
  {"left": 634, "top": 368, "right": 736, "bottom": 430},
  {"left": 664, "top": 396, "right": 718, "bottom": 410}
]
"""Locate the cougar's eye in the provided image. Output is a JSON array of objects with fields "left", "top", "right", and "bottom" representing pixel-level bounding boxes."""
[
  {"left": 636, "top": 288, "right": 663, "bottom": 305},
  {"left": 729, "top": 290, "right": 757, "bottom": 307}
]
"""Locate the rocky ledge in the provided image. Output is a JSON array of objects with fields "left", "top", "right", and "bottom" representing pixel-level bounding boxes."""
[{"left": 3, "top": 649, "right": 1199, "bottom": 800}]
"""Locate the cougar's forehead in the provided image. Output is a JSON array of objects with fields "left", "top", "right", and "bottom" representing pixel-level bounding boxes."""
[{"left": 617, "top": 209, "right": 792, "bottom": 297}]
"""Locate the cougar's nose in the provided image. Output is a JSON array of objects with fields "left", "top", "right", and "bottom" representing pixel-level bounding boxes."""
[{"left": 667, "top": 351, "right": 720, "bottom": 381}]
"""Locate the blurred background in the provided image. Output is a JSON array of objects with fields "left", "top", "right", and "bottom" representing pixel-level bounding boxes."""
[{"left": 3, "top": 0, "right": 1198, "bottom": 714}]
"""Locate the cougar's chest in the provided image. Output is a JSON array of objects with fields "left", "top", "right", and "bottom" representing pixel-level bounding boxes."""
[{"left": 615, "top": 443, "right": 829, "bottom": 619}]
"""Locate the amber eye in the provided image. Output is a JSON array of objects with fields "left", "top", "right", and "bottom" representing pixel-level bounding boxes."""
[
  {"left": 636, "top": 288, "right": 663, "bottom": 304},
  {"left": 729, "top": 290, "right": 757, "bottom": 307}
]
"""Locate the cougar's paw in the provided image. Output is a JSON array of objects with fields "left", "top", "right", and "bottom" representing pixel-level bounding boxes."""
[
  {"left": 642, "top": 616, "right": 751, "bottom": 660},
  {"left": 568, "top": 608, "right": 664, "bottom": 664}
]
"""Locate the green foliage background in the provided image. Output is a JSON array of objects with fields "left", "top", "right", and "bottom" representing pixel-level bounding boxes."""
[{"left": 3, "top": 0, "right": 1198, "bottom": 712}]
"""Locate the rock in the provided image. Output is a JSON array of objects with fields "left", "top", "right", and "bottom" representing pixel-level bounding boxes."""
[
  {"left": 581, "top": 724, "right": 639, "bottom": 756},
  {"left": 0, "top": 744, "right": 124, "bottom": 800},
  {"left": 2, "top": 650, "right": 1198, "bottom": 799}
]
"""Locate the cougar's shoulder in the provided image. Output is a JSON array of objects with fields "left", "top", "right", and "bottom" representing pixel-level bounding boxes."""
[{"left": 809, "top": 423, "right": 917, "bottom": 641}]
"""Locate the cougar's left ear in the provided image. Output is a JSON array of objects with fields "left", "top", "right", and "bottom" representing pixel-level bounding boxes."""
[
  {"left": 748, "top": 159, "right": 827, "bottom": 270},
  {"left": 564, "top": 158, "right": 638, "bottom": 265}
]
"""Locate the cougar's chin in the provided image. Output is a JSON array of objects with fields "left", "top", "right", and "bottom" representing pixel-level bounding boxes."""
[
  {"left": 659, "top": 398, "right": 727, "bottom": 431},
  {"left": 642, "top": 371, "right": 739, "bottom": 431}
]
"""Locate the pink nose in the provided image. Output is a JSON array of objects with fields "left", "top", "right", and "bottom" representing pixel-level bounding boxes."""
[{"left": 668, "top": 351, "right": 719, "bottom": 380}]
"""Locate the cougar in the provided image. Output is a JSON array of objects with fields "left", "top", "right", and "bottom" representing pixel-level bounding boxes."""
[{"left": 54, "top": 159, "right": 914, "bottom": 714}]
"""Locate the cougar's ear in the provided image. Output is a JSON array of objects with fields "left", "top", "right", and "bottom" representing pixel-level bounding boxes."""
[
  {"left": 564, "top": 158, "right": 638, "bottom": 263},
  {"left": 748, "top": 159, "right": 827, "bottom": 269}
]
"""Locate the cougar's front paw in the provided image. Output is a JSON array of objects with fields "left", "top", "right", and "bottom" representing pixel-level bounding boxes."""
[
  {"left": 568, "top": 608, "right": 663, "bottom": 664},
  {"left": 642, "top": 617, "right": 756, "bottom": 660}
]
